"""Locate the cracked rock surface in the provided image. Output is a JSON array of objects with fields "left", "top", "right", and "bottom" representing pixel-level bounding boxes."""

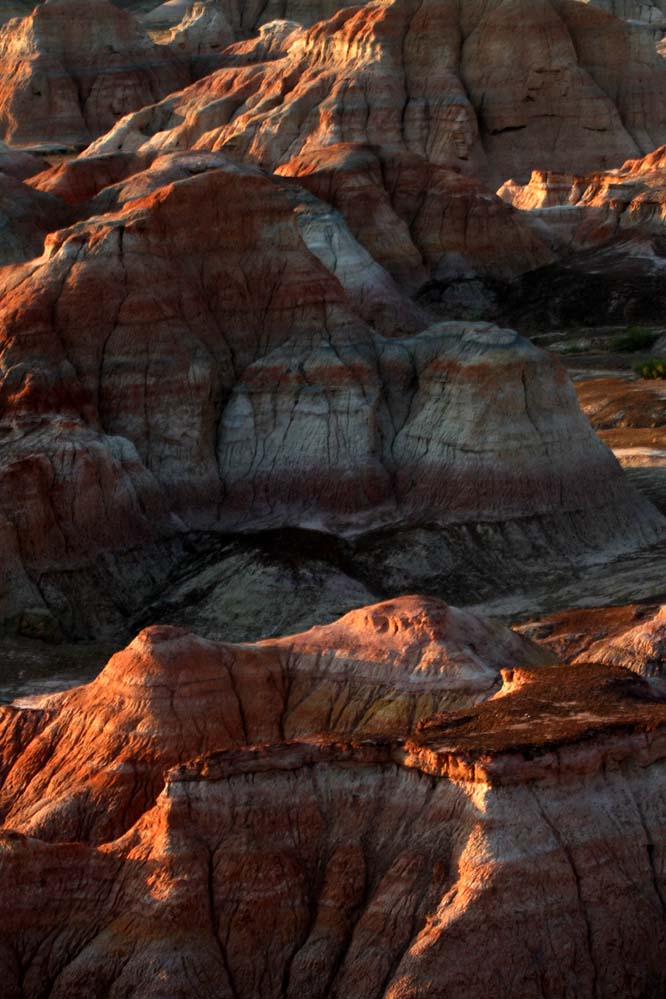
[
  {"left": 1, "top": 150, "right": 663, "bottom": 638},
  {"left": 2, "top": 1, "right": 666, "bottom": 995},
  {"left": 88, "top": 0, "right": 666, "bottom": 183},
  {"left": 0, "top": 602, "right": 665, "bottom": 998},
  {"left": 0, "top": 0, "right": 189, "bottom": 148}
]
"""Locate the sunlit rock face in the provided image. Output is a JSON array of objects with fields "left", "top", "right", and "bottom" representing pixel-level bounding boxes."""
[
  {"left": 496, "top": 143, "right": 666, "bottom": 323},
  {"left": 88, "top": 0, "right": 666, "bottom": 183},
  {"left": 0, "top": 597, "right": 552, "bottom": 843},
  {"left": 0, "top": 612, "right": 664, "bottom": 998},
  {"left": 0, "top": 0, "right": 188, "bottom": 149},
  {"left": 572, "top": 604, "right": 666, "bottom": 677},
  {"left": 499, "top": 145, "right": 666, "bottom": 251}
]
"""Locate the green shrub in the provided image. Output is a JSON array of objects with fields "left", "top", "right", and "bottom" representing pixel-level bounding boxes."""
[
  {"left": 611, "top": 326, "right": 660, "bottom": 352},
  {"left": 635, "top": 357, "right": 666, "bottom": 379}
]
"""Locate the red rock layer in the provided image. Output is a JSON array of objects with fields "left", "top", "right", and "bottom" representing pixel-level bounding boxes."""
[
  {"left": 0, "top": 154, "right": 662, "bottom": 632},
  {"left": 0, "top": 597, "right": 551, "bottom": 843},
  {"left": 0, "top": 641, "right": 665, "bottom": 997}
]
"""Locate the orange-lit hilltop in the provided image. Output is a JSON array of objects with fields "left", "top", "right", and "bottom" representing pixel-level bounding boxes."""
[
  {"left": 1, "top": 0, "right": 666, "bottom": 996},
  {"left": 3, "top": 601, "right": 666, "bottom": 996}
]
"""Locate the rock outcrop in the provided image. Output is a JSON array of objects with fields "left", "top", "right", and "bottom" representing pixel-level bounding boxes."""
[
  {"left": 575, "top": 603, "right": 666, "bottom": 676},
  {"left": 277, "top": 143, "right": 553, "bottom": 290},
  {"left": 499, "top": 145, "right": 666, "bottom": 253},
  {"left": 497, "top": 145, "right": 666, "bottom": 322},
  {"left": 0, "top": 597, "right": 552, "bottom": 843},
  {"left": 0, "top": 151, "right": 662, "bottom": 636},
  {"left": 89, "top": 0, "right": 666, "bottom": 184},
  {"left": 155, "top": 0, "right": 234, "bottom": 76},
  {"left": 0, "top": 0, "right": 188, "bottom": 149},
  {"left": 0, "top": 613, "right": 664, "bottom": 998}
]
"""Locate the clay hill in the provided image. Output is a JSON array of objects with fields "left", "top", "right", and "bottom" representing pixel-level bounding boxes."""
[
  {"left": 30, "top": 0, "right": 666, "bottom": 323},
  {"left": 0, "top": 0, "right": 188, "bottom": 149},
  {"left": 0, "top": 597, "right": 552, "bottom": 842},
  {"left": 0, "top": 2, "right": 662, "bottom": 642},
  {"left": 1, "top": 2, "right": 666, "bottom": 997},
  {"left": 1, "top": 597, "right": 666, "bottom": 998},
  {"left": 0, "top": 150, "right": 663, "bottom": 638},
  {"left": 88, "top": 0, "right": 666, "bottom": 184}
]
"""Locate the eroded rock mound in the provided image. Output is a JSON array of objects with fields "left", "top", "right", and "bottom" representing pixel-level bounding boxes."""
[
  {"left": 89, "top": 0, "right": 666, "bottom": 183},
  {"left": 0, "top": 597, "right": 551, "bottom": 843},
  {"left": 216, "top": 322, "right": 651, "bottom": 535},
  {"left": 0, "top": 154, "right": 662, "bottom": 636},
  {"left": 574, "top": 604, "right": 666, "bottom": 676},
  {"left": 0, "top": 635, "right": 664, "bottom": 998},
  {"left": 0, "top": 0, "right": 188, "bottom": 149}
]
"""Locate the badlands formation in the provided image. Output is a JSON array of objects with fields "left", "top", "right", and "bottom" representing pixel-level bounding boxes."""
[
  {"left": 2, "top": 603, "right": 666, "bottom": 998},
  {"left": 0, "top": 0, "right": 666, "bottom": 997}
]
